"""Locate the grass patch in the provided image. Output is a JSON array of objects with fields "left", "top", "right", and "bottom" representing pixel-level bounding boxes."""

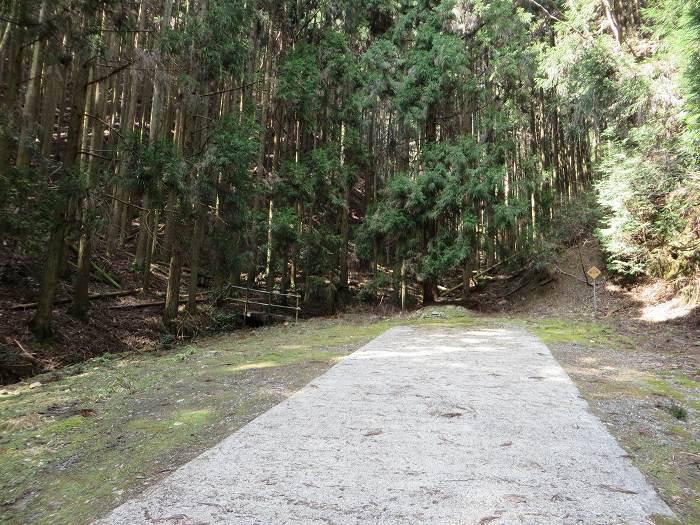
[
  {"left": 644, "top": 376, "right": 687, "bottom": 401},
  {"left": 510, "top": 317, "right": 633, "bottom": 348},
  {"left": 642, "top": 373, "right": 700, "bottom": 412},
  {"left": 173, "top": 346, "right": 198, "bottom": 362}
]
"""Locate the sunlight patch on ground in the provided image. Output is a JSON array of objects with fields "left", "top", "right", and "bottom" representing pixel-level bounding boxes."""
[
  {"left": 229, "top": 361, "right": 280, "bottom": 372},
  {"left": 639, "top": 297, "right": 695, "bottom": 323}
]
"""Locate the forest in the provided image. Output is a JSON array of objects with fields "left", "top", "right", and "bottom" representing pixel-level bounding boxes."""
[
  {"left": 1, "top": 2, "right": 700, "bottom": 523},
  {"left": 0, "top": 0, "right": 698, "bottom": 345}
]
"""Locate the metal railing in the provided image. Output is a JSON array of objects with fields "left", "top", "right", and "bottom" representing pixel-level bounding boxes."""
[{"left": 225, "top": 285, "right": 301, "bottom": 322}]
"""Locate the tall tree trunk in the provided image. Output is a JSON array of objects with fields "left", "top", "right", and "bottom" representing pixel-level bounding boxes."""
[
  {"left": 0, "top": 2, "right": 26, "bottom": 176},
  {"left": 462, "top": 260, "right": 472, "bottom": 303},
  {"left": 602, "top": 0, "right": 622, "bottom": 44},
  {"left": 134, "top": 0, "right": 174, "bottom": 285},
  {"left": 16, "top": 1, "right": 47, "bottom": 168},
  {"left": 163, "top": 219, "right": 183, "bottom": 332},
  {"left": 108, "top": 1, "right": 145, "bottom": 254},
  {"left": 400, "top": 259, "right": 407, "bottom": 311},
  {"left": 161, "top": 191, "right": 178, "bottom": 260},
  {"left": 71, "top": 45, "right": 109, "bottom": 319},
  {"left": 249, "top": 20, "right": 274, "bottom": 284},
  {"left": 29, "top": 221, "right": 69, "bottom": 339},
  {"left": 39, "top": 37, "right": 67, "bottom": 174},
  {"left": 339, "top": 121, "right": 350, "bottom": 290},
  {"left": 421, "top": 103, "right": 438, "bottom": 306},
  {"left": 187, "top": 209, "right": 205, "bottom": 312},
  {"left": 30, "top": 15, "right": 90, "bottom": 339},
  {"left": 265, "top": 199, "right": 274, "bottom": 293}
]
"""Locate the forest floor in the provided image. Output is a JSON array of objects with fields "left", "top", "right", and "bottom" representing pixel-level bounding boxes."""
[{"left": 0, "top": 244, "right": 174, "bottom": 382}]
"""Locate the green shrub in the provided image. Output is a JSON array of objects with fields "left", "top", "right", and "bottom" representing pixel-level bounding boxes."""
[
  {"left": 174, "top": 346, "right": 197, "bottom": 362},
  {"left": 667, "top": 404, "right": 689, "bottom": 421}
]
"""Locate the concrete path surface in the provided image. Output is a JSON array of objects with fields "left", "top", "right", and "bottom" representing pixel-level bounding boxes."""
[{"left": 95, "top": 326, "right": 672, "bottom": 525}]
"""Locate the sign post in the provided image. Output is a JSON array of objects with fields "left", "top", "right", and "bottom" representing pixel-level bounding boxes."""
[{"left": 587, "top": 266, "right": 602, "bottom": 317}]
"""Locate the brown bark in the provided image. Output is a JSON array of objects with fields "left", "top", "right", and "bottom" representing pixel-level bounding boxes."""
[
  {"left": 163, "top": 221, "right": 183, "bottom": 331},
  {"left": 338, "top": 122, "right": 350, "bottom": 290},
  {"left": 16, "top": 1, "right": 47, "bottom": 168},
  {"left": 0, "top": 1, "right": 26, "bottom": 175},
  {"left": 186, "top": 210, "right": 205, "bottom": 312},
  {"left": 108, "top": 1, "right": 145, "bottom": 254},
  {"left": 30, "top": 14, "right": 91, "bottom": 338},
  {"left": 134, "top": 0, "right": 174, "bottom": 284}
]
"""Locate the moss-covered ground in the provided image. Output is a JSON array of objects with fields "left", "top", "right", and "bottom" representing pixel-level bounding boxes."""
[{"left": 0, "top": 308, "right": 697, "bottom": 524}]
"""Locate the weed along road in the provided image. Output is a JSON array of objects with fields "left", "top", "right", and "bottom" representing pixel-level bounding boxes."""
[{"left": 94, "top": 326, "right": 672, "bottom": 524}]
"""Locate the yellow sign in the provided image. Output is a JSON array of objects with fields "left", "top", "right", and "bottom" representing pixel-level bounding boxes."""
[{"left": 587, "top": 266, "right": 602, "bottom": 281}]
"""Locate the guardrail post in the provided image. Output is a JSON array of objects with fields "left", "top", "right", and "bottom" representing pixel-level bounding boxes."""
[{"left": 244, "top": 287, "right": 248, "bottom": 319}]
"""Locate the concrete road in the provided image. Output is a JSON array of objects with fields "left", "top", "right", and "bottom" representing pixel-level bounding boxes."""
[{"left": 95, "top": 326, "right": 672, "bottom": 524}]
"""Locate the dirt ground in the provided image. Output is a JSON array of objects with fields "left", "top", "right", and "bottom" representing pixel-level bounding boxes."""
[
  {"left": 0, "top": 240, "right": 260, "bottom": 385},
  {"left": 0, "top": 244, "right": 171, "bottom": 382}
]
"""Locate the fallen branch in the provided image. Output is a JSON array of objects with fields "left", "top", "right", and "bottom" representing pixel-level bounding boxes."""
[
  {"left": 90, "top": 260, "right": 121, "bottom": 289},
  {"left": 554, "top": 266, "right": 593, "bottom": 287},
  {"left": 444, "top": 280, "right": 468, "bottom": 296},
  {"left": 79, "top": 150, "right": 114, "bottom": 162},
  {"left": 446, "top": 254, "right": 521, "bottom": 294},
  {"left": 474, "top": 254, "right": 520, "bottom": 281},
  {"left": 151, "top": 261, "right": 213, "bottom": 280},
  {"left": 7, "top": 289, "right": 143, "bottom": 311},
  {"left": 85, "top": 60, "right": 134, "bottom": 87},
  {"left": 201, "top": 80, "right": 261, "bottom": 98},
  {"left": 521, "top": 0, "right": 565, "bottom": 23},
  {"left": 502, "top": 275, "right": 554, "bottom": 299},
  {"left": 67, "top": 245, "right": 121, "bottom": 289},
  {"left": 504, "top": 280, "right": 529, "bottom": 298},
  {"left": 81, "top": 112, "right": 125, "bottom": 138},
  {"left": 99, "top": 192, "right": 150, "bottom": 213},
  {"left": 109, "top": 296, "right": 209, "bottom": 310},
  {"left": 109, "top": 300, "right": 165, "bottom": 310},
  {"left": 11, "top": 338, "right": 41, "bottom": 365}
]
